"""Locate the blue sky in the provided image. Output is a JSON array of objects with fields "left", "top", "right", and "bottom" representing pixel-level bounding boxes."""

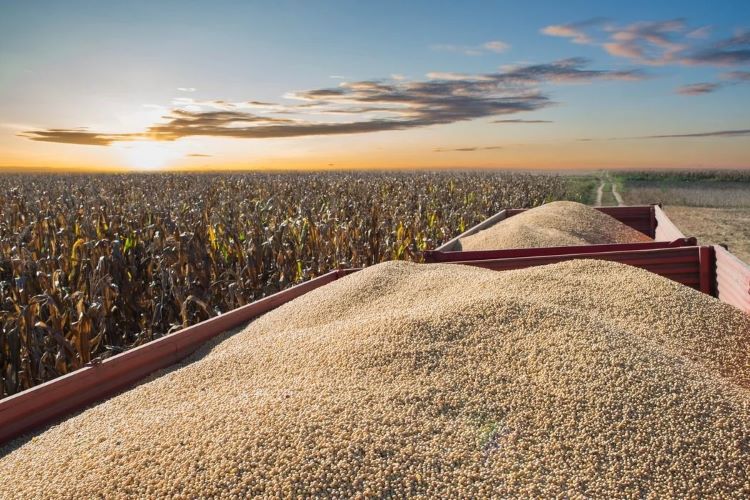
[{"left": 1, "top": 0, "right": 749, "bottom": 170}]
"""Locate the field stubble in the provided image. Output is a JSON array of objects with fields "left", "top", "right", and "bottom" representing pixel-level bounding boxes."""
[
  {"left": 622, "top": 180, "right": 750, "bottom": 208},
  {"left": 618, "top": 175, "right": 750, "bottom": 261}
]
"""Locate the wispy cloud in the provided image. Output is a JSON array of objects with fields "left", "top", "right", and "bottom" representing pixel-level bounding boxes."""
[
  {"left": 171, "top": 98, "right": 282, "bottom": 111},
  {"left": 430, "top": 40, "right": 510, "bottom": 56},
  {"left": 492, "top": 119, "right": 552, "bottom": 123},
  {"left": 425, "top": 72, "right": 495, "bottom": 81},
  {"left": 21, "top": 58, "right": 643, "bottom": 146},
  {"left": 187, "top": 153, "right": 212, "bottom": 157},
  {"left": 542, "top": 18, "right": 750, "bottom": 67},
  {"left": 579, "top": 128, "right": 750, "bottom": 141},
  {"left": 722, "top": 70, "right": 750, "bottom": 81},
  {"left": 177, "top": 87, "right": 196, "bottom": 92},
  {"left": 540, "top": 18, "right": 606, "bottom": 45},
  {"left": 482, "top": 40, "right": 510, "bottom": 53},
  {"left": 603, "top": 19, "right": 687, "bottom": 65},
  {"left": 675, "top": 70, "right": 750, "bottom": 96},
  {"left": 683, "top": 30, "right": 750, "bottom": 66},
  {"left": 641, "top": 128, "right": 750, "bottom": 139},
  {"left": 675, "top": 82, "right": 723, "bottom": 95},
  {"left": 495, "top": 57, "right": 646, "bottom": 82},
  {"left": 686, "top": 26, "right": 712, "bottom": 39},
  {"left": 434, "top": 145, "right": 503, "bottom": 152},
  {"left": 18, "top": 128, "right": 139, "bottom": 146}
]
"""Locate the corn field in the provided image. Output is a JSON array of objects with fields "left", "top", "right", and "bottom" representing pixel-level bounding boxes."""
[{"left": 0, "top": 171, "right": 569, "bottom": 398}]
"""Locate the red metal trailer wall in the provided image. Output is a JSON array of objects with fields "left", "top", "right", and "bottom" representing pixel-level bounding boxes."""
[
  {"left": 448, "top": 246, "right": 713, "bottom": 295},
  {"left": 714, "top": 245, "right": 750, "bottom": 313},
  {"left": 654, "top": 205, "right": 687, "bottom": 241},
  {"left": 424, "top": 238, "right": 696, "bottom": 263},
  {"left": 506, "top": 206, "right": 657, "bottom": 239}
]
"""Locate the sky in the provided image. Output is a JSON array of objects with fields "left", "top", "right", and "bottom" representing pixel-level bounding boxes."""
[{"left": 1, "top": 0, "right": 749, "bottom": 171}]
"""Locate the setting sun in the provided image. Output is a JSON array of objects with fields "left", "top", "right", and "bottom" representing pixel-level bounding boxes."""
[{"left": 116, "top": 141, "right": 182, "bottom": 170}]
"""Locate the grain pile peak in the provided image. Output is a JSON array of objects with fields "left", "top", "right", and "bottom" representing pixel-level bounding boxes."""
[
  {"left": 459, "top": 200, "right": 652, "bottom": 250},
  {"left": 1, "top": 260, "right": 749, "bottom": 498}
]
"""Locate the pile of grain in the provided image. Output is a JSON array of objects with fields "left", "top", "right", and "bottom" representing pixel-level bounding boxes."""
[
  {"left": 459, "top": 200, "right": 652, "bottom": 250},
  {"left": 1, "top": 260, "right": 749, "bottom": 498}
]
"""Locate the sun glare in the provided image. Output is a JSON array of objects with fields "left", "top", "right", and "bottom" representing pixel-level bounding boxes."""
[{"left": 117, "top": 141, "right": 181, "bottom": 170}]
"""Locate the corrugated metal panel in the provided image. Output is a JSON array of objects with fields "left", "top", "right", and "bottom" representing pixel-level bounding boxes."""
[
  {"left": 0, "top": 269, "right": 357, "bottom": 446},
  {"left": 448, "top": 247, "right": 708, "bottom": 291},
  {"left": 714, "top": 245, "right": 750, "bottom": 313},
  {"left": 654, "top": 205, "right": 687, "bottom": 240},
  {"left": 424, "top": 238, "right": 697, "bottom": 263},
  {"left": 596, "top": 206, "right": 656, "bottom": 237}
]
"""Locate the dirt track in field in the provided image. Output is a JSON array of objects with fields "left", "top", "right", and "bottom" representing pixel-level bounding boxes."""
[{"left": 611, "top": 183, "right": 624, "bottom": 206}]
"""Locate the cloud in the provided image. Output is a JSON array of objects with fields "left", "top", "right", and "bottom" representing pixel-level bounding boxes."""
[
  {"left": 492, "top": 119, "right": 552, "bottom": 123},
  {"left": 18, "top": 128, "right": 138, "bottom": 146},
  {"left": 483, "top": 41, "right": 510, "bottom": 53},
  {"left": 543, "top": 18, "right": 750, "bottom": 67},
  {"left": 187, "top": 153, "right": 211, "bottom": 157},
  {"left": 542, "top": 25, "right": 590, "bottom": 45},
  {"left": 676, "top": 82, "right": 723, "bottom": 95},
  {"left": 686, "top": 26, "right": 712, "bottom": 39},
  {"left": 430, "top": 40, "right": 511, "bottom": 56},
  {"left": 579, "top": 128, "right": 750, "bottom": 141},
  {"left": 21, "top": 59, "right": 643, "bottom": 146},
  {"left": 641, "top": 128, "right": 750, "bottom": 139},
  {"left": 541, "top": 18, "right": 606, "bottom": 45},
  {"left": 425, "top": 72, "right": 495, "bottom": 81},
  {"left": 175, "top": 98, "right": 282, "bottom": 110},
  {"left": 602, "top": 19, "right": 687, "bottom": 65},
  {"left": 434, "top": 145, "right": 503, "bottom": 152},
  {"left": 675, "top": 70, "right": 750, "bottom": 95},
  {"left": 723, "top": 70, "right": 750, "bottom": 81},
  {"left": 498, "top": 57, "right": 646, "bottom": 82},
  {"left": 177, "top": 87, "right": 196, "bottom": 92},
  {"left": 683, "top": 30, "right": 750, "bottom": 66}
]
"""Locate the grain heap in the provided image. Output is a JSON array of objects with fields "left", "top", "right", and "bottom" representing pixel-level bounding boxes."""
[
  {"left": 458, "top": 200, "right": 652, "bottom": 250},
  {"left": 1, "top": 260, "right": 749, "bottom": 498}
]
